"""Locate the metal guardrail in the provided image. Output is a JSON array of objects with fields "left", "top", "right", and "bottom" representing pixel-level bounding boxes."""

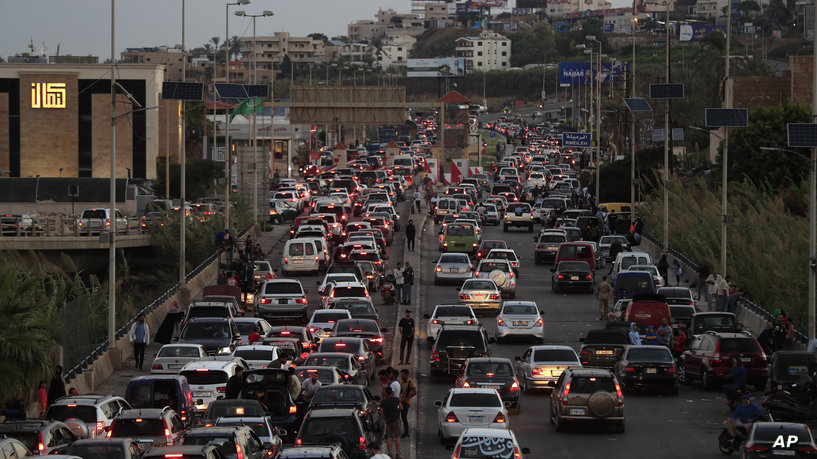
[
  {"left": 0, "top": 215, "right": 145, "bottom": 237},
  {"left": 643, "top": 232, "right": 808, "bottom": 345},
  {"left": 63, "top": 226, "right": 249, "bottom": 383}
]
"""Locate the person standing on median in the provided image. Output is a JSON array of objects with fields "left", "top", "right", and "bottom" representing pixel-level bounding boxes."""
[
  {"left": 399, "top": 369, "right": 417, "bottom": 439},
  {"left": 393, "top": 262, "right": 405, "bottom": 306},
  {"left": 129, "top": 313, "right": 149, "bottom": 370},
  {"left": 413, "top": 188, "right": 422, "bottom": 213},
  {"left": 405, "top": 219, "right": 416, "bottom": 252},
  {"left": 380, "top": 386, "right": 403, "bottom": 459},
  {"left": 402, "top": 262, "right": 414, "bottom": 305},
  {"left": 398, "top": 310, "right": 415, "bottom": 365}
]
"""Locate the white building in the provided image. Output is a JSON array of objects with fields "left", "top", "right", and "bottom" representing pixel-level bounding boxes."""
[
  {"left": 455, "top": 31, "right": 511, "bottom": 71},
  {"left": 375, "top": 36, "right": 416, "bottom": 70}
]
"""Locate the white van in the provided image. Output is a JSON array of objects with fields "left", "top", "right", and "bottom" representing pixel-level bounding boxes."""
[
  {"left": 434, "top": 197, "right": 460, "bottom": 223},
  {"left": 611, "top": 251, "right": 652, "bottom": 277},
  {"left": 392, "top": 154, "right": 414, "bottom": 169},
  {"left": 282, "top": 238, "right": 320, "bottom": 275}
]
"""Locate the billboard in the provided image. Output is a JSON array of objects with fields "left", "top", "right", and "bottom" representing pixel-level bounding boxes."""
[
  {"left": 559, "top": 62, "right": 627, "bottom": 86},
  {"left": 679, "top": 24, "right": 726, "bottom": 41},
  {"left": 468, "top": 0, "right": 509, "bottom": 6},
  {"left": 516, "top": 0, "right": 547, "bottom": 7},
  {"left": 407, "top": 58, "right": 467, "bottom": 78},
  {"left": 642, "top": 0, "right": 674, "bottom": 12}
]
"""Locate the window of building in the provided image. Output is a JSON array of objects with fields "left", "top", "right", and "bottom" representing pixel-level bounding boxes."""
[
  {"left": 502, "top": 62, "right": 507, "bottom": 67},
  {"left": 477, "top": 61, "right": 483, "bottom": 67},
  {"left": 477, "top": 51, "right": 482, "bottom": 56},
  {"left": 502, "top": 42, "right": 507, "bottom": 46},
  {"left": 478, "top": 41, "right": 483, "bottom": 46},
  {"left": 501, "top": 51, "right": 506, "bottom": 56}
]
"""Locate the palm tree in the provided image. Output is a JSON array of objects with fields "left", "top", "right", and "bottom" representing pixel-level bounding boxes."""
[
  {"left": 229, "top": 36, "right": 242, "bottom": 61},
  {"left": 209, "top": 36, "right": 222, "bottom": 62}
]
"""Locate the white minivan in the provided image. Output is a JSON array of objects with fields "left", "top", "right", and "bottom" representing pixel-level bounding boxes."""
[
  {"left": 611, "top": 251, "right": 652, "bottom": 277},
  {"left": 282, "top": 238, "right": 320, "bottom": 275}
]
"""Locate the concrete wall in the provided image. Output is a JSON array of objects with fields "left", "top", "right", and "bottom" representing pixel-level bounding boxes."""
[
  {"left": 732, "top": 73, "right": 791, "bottom": 113},
  {"left": 791, "top": 56, "right": 814, "bottom": 108}
]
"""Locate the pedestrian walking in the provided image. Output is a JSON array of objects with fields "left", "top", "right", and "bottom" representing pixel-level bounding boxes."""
[
  {"left": 393, "top": 263, "right": 405, "bottom": 307},
  {"left": 673, "top": 259, "right": 683, "bottom": 286},
  {"left": 37, "top": 380, "right": 48, "bottom": 418},
  {"left": 399, "top": 369, "right": 417, "bottom": 439},
  {"left": 380, "top": 386, "right": 402, "bottom": 459},
  {"left": 413, "top": 188, "right": 422, "bottom": 213},
  {"left": 405, "top": 220, "right": 416, "bottom": 252},
  {"left": 129, "top": 313, "right": 150, "bottom": 370},
  {"left": 398, "top": 310, "right": 415, "bottom": 364},
  {"left": 706, "top": 270, "right": 724, "bottom": 311},
  {"left": 225, "top": 367, "right": 244, "bottom": 399},
  {"left": 595, "top": 276, "right": 613, "bottom": 320},
  {"left": 402, "top": 262, "right": 414, "bottom": 304},
  {"left": 717, "top": 274, "right": 730, "bottom": 312},
  {"left": 608, "top": 239, "right": 623, "bottom": 274},
  {"left": 695, "top": 263, "right": 710, "bottom": 301}
]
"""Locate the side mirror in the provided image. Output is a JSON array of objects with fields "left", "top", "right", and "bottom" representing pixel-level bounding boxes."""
[
  {"left": 434, "top": 400, "right": 442, "bottom": 407},
  {"left": 423, "top": 314, "right": 430, "bottom": 319},
  {"left": 276, "top": 427, "right": 288, "bottom": 437}
]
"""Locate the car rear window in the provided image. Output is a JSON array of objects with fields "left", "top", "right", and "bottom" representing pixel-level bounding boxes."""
[
  {"left": 502, "top": 304, "right": 536, "bottom": 315},
  {"left": 615, "top": 275, "right": 652, "bottom": 292},
  {"left": 479, "top": 262, "right": 510, "bottom": 272},
  {"left": 626, "top": 347, "right": 673, "bottom": 362},
  {"left": 182, "top": 435, "right": 237, "bottom": 456},
  {"left": 180, "top": 370, "right": 229, "bottom": 385},
  {"left": 313, "top": 387, "right": 364, "bottom": 403},
  {"left": 264, "top": 282, "right": 303, "bottom": 295},
  {"left": 480, "top": 241, "right": 506, "bottom": 250},
  {"left": 464, "top": 280, "right": 495, "bottom": 290},
  {"left": 467, "top": 362, "right": 513, "bottom": 376},
  {"left": 570, "top": 376, "right": 616, "bottom": 392},
  {"left": 331, "top": 286, "right": 367, "bottom": 298},
  {"left": 314, "top": 311, "right": 351, "bottom": 322},
  {"left": 751, "top": 425, "right": 812, "bottom": 444},
  {"left": 215, "top": 421, "right": 268, "bottom": 439},
  {"left": 82, "top": 210, "right": 107, "bottom": 218},
  {"left": 559, "top": 245, "right": 592, "bottom": 258},
  {"left": 446, "top": 225, "right": 475, "bottom": 237},
  {"left": 457, "top": 436, "right": 515, "bottom": 458},
  {"left": 533, "top": 349, "right": 578, "bottom": 362},
  {"left": 539, "top": 235, "right": 565, "bottom": 243},
  {"left": 295, "top": 368, "right": 336, "bottom": 384},
  {"left": 66, "top": 444, "right": 125, "bottom": 457},
  {"left": 440, "top": 253, "right": 470, "bottom": 263},
  {"left": 181, "top": 321, "right": 230, "bottom": 340},
  {"left": 205, "top": 402, "right": 265, "bottom": 419},
  {"left": 332, "top": 301, "right": 375, "bottom": 316},
  {"left": 299, "top": 417, "right": 359, "bottom": 441},
  {"left": 449, "top": 393, "right": 501, "bottom": 407},
  {"left": 233, "top": 349, "right": 275, "bottom": 361},
  {"left": 111, "top": 418, "right": 164, "bottom": 437},
  {"left": 304, "top": 356, "right": 348, "bottom": 368},
  {"left": 436, "top": 331, "right": 486, "bottom": 352},
  {"left": 187, "top": 306, "right": 230, "bottom": 319},
  {"left": 158, "top": 346, "right": 201, "bottom": 358},
  {"left": 719, "top": 338, "right": 761, "bottom": 353},
  {"left": 435, "top": 306, "right": 473, "bottom": 317},
  {"left": 45, "top": 405, "right": 97, "bottom": 423},
  {"left": 584, "top": 331, "right": 629, "bottom": 345}
]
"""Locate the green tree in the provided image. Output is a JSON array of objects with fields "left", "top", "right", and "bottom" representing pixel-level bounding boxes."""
[
  {"left": 308, "top": 33, "right": 329, "bottom": 44},
  {"left": 155, "top": 159, "right": 222, "bottom": 201},
  {"left": 507, "top": 23, "right": 555, "bottom": 67},
  {"left": 719, "top": 100, "right": 812, "bottom": 189}
]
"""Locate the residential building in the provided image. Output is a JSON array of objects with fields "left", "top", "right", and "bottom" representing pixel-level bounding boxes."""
[
  {"left": 547, "top": 0, "right": 614, "bottom": 17},
  {"left": 238, "top": 32, "right": 326, "bottom": 77},
  {"left": 455, "top": 31, "right": 511, "bottom": 71},
  {"left": 120, "top": 47, "right": 192, "bottom": 81},
  {"left": 375, "top": 36, "right": 416, "bottom": 70},
  {"left": 348, "top": 20, "right": 386, "bottom": 42}
]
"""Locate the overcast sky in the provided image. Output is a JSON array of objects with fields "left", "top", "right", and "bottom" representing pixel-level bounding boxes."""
[{"left": 0, "top": 0, "right": 413, "bottom": 60}]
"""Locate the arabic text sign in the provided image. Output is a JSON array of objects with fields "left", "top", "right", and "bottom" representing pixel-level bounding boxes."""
[
  {"left": 562, "top": 132, "right": 592, "bottom": 148},
  {"left": 679, "top": 24, "right": 726, "bottom": 41}
]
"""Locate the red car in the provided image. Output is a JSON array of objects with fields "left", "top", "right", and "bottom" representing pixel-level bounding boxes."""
[{"left": 476, "top": 240, "right": 508, "bottom": 261}]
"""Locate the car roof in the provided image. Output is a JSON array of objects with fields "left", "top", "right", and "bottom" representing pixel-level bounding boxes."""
[
  {"left": 465, "top": 357, "right": 513, "bottom": 365},
  {"left": 117, "top": 408, "right": 169, "bottom": 418},
  {"left": 502, "top": 301, "right": 537, "bottom": 307},
  {"left": 303, "top": 407, "right": 359, "bottom": 418},
  {"left": 184, "top": 426, "right": 245, "bottom": 435},
  {"left": 309, "top": 352, "right": 353, "bottom": 358},
  {"left": 529, "top": 345, "right": 576, "bottom": 352},
  {"left": 460, "top": 427, "right": 515, "bottom": 439},
  {"left": 52, "top": 394, "right": 121, "bottom": 405},
  {"left": 567, "top": 368, "right": 615, "bottom": 377},
  {"left": 180, "top": 359, "right": 241, "bottom": 371},
  {"left": 448, "top": 387, "right": 501, "bottom": 395}
]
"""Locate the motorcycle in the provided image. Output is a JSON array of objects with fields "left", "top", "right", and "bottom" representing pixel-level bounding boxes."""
[
  {"left": 726, "top": 387, "right": 751, "bottom": 412},
  {"left": 762, "top": 388, "right": 817, "bottom": 421},
  {"left": 380, "top": 274, "right": 396, "bottom": 305},
  {"left": 718, "top": 426, "right": 747, "bottom": 455}
]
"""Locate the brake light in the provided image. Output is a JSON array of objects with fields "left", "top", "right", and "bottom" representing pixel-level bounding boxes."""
[
  {"left": 615, "top": 382, "right": 624, "bottom": 405},
  {"left": 446, "top": 411, "right": 459, "bottom": 423},
  {"left": 453, "top": 444, "right": 462, "bottom": 459},
  {"left": 493, "top": 412, "right": 506, "bottom": 423},
  {"left": 152, "top": 364, "right": 163, "bottom": 370},
  {"left": 557, "top": 274, "right": 565, "bottom": 280},
  {"left": 462, "top": 381, "right": 471, "bottom": 388},
  {"left": 459, "top": 293, "right": 470, "bottom": 300},
  {"left": 358, "top": 435, "right": 367, "bottom": 451},
  {"left": 358, "top": 356, "right": 366, "bottom": 361},
  {"left": 289, "top": 405, "right": 298, "bottom": 414},
  {"left": 531, "top": 368, "right": 544, "bottom": 376},
  {"left": 96, "top": 421, "right": 105, "bottom": 434},
  {"left": 37, "top": 432, "right": 44, "bottom": 452},
  {"left": 489, "top": 294, "right": 500, "bottom": 300},
  {"left": 216, "top": 386, "right": 226, "bottom": 392},
  {"left": 667, "top": 365, "right": 677, "bottom": 374},
  {"left": 196, "top": 368, "right": 210, "bottom": 372},
  {"left": 435, "top": 266, "right": 442, "bottom": 272},
  {"left": 284, "top": 257, "right": 289, "bottom": 264},
  {"left": 431, "top": 319, "right": 439, "bottom": 324},
  {"left": 497, "top": 318, "right": 504, "bottom": 326},
  {"left": 586, "top": 274, "right": 593, "bottom": 280},
  {"left": 744, "top": 445, "right": 770, "bottom": 452},
  {"left": 510, "top": 380, "right": 520, "bottom": 392},
  {"left": 164, "top": 422, "right": 174, "bottom": 446},
  {"left": 562, "top": 382, "right": 571, "bottom": 404},
  {"left": 106, "top": 427, "right": 112, "bottom": 438},
  {"left": 165, "top": 455, "right": 184, "bottom": 458},
  {"left": 536, "top": 318, "right": 543, "bottom": 326},
  {"left": 797, "top": 446, "right": 817, "bottom": 453},
  {"left": 625, "top": 366, "right": 636, "bottom": 374},
  {"left": 369, "top": 337, "right": 384, "bottom": 343},
  {"left": 431, "top": 351, "right": 440, "bottom": 362},
  {"left": 297, "top": 297, "right": 308, "bottom": 304},
  {"left": 295, "top": 438, "right": 302, "bottom": 446}
]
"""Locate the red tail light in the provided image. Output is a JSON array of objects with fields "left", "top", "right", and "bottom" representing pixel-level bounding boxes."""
[
  {"left": 493, "top": 412, "right": 507, "bottom": 423},
  {"left": 536, "top": 318, "right": 543, "bottom": 326},
  {"left": 667, "top": 365, "right": 677, "bottom": 374},
  {"left": 462, "top": 381, "right": 471, "bottom": 388},
  {"left": 216, "top": 386, "right": 226, "bottom": 393},
  {"left": 489, "top": 294, "right": 500, "bottom": 300},
  {"left": 561, "top": 382, "right": 571, "bottom": 404},
  {"left": 459, "top": 293, "right": 470, "bottom": 300},
  {"left": 289, "top": 405, "right": 297, "bottom": 414},
  {"left": 531, "top": 368, "right": 544, "bottom": 376},
  {"left": 296, "top": 297, "right": 308, "bottom": 304},
  {"left": 96, "top": 421, "right": 105, "bottom": 434},
  {"left": 369, "top": 337, "right": 384, "bottom": 343},
  {"left": 358, "top": 436, "right": 367, "bottom": 451},
  {"left": 615, "top": 382, "right": 624, "bottom": 405},
  {"left": 797, "top": 446, "right": 817, "bottom": 453},
  {"left": 284, "top": 257, "right": 289, "bottom": 264},
  {"left": 744, "top": 445, "right": 770, "bottom": 452},
  {"left": 152, "top": 364, "right": 163, "bottom": 370},
  {"left": 431, "top": 351, "right": 440, "bottom": 362},
  {"left": 497, "top": 318, "right": 504, "bottom": 326},
  {"left": 164, "top": 422, "right": 174, "bottom": 446},
  {"left": 37, "top": 432, "right": 45, "bottom": 452},
  {"left": 625, "top": 366, "right": 636, "bottom": 374},
  {"left": 260, "top": 298, "right": 271, "bottom": 304},
  {"left": 106, "top": 428, "right": 112, "bottom": 438},
  {"left": 446, "top": 411, "right": 459, "bottom": 423},
  {"left": 295, "top": 438, "right": 302, "bottom": 446},
  {"left": 557, "top": 274, "right": 565, "bottom": 280},
  {"left": 510, "top": 380, "right": 520, "bottom": 392},
  {"left": 431, "top": 319, "right": 439, "bottom": 324}
]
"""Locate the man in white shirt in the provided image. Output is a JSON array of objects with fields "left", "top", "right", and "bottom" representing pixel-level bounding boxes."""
[
  {"left": 388, "top": 368, "right": 401, "bottom": 399},
  {"left": 300, "top": 371, "right": 322, "bottom": 401},
  {"left": 413, "top": 189, "right": 422, "bottom": 213}
]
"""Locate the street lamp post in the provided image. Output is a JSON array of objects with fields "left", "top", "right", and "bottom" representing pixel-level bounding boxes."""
[
  {"left": 587, "top": 35, "right": 602, "bottom": 203},
  {"left": 631, "top": 15, "right": 638, "bottom": 222},
  {"left": 235, "top": 9, "right": 274, "bottom": 225},
  {"left": 224, "top": 0, "right": 250, "bottom": 229},
  {"left": 180, "top": 0, "right": 187, "bottom": 289}
]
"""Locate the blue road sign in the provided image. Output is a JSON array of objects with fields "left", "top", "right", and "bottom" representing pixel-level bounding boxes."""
[
  {"left": 489, "top": 132, "right": 496, "bottom": 139},
  {"left": 562, "top": 132, "right": 592, "bottom": 148}
]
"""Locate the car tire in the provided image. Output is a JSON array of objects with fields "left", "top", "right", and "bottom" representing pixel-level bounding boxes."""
[
  {"left": 677, "top": 363, "right": 693, "bottom": 385},
  {"left": 553, "top": 283, "right": 560, "bottom": 294},
  {"left": 554, "top": 413, "right": 567, "bottom": 432},
  {"left": 438, "top": 428, "right": 447, "bottom": 445}
]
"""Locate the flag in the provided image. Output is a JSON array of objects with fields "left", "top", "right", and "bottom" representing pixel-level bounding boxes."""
[{"left": 229, "top": 97, "right": 263, "bottom": 122}]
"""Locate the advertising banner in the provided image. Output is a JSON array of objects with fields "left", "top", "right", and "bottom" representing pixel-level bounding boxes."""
[
  {"left": 642, "top": 0, "right": 674, "bottom": 12},
  {"left": 679, "top": 24, "right": 726, "bottom": 41},
  {"left": 467, "top": 0, "right": 508, "bottom": 6},
  {"left": 559, "top": 62, "right": 627, "bottom": 86},
  {"left": 516, "top": 0, "right": 547, "bottom": 7},
  {"left": 407, "top": 58, "right": 467, "bottom": 78}
]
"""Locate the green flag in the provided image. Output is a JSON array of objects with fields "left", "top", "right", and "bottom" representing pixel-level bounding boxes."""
[{"left": 229, "top": 97, "right": 263, "bottom": 122}]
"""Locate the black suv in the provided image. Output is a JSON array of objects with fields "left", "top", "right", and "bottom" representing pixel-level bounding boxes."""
[
  {"left": 430, "top": 325, "right": 494, "bottom": 382},
  {"left": 579, "top": 329, "right": 630, "bottom": 368},
  {"left": 295, "top": 408, "right": 381, "bottom": 459}
]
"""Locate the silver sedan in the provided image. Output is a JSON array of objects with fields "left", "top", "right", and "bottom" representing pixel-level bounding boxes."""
[
  {"left": 434, "top": 253, "right": 474, "bottom": 285},
  {"left": 457, "top": 278, "right": 502, "bottom": 316}
]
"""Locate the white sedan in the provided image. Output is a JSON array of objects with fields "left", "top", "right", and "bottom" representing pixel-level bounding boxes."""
[
  {"left": 423, "top": 304, "right": 478, "bottom": 343},
  {"left": 436, "top": 388, "right": 510, "bottom": 444},
  {"left": 151, "top": 344, "right": 208, "bottom": 374},
  {"left": 496, "top": 301, "right": 544, "bottom": 342}
]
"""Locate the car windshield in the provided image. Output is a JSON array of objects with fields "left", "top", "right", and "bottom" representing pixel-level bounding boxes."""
[
  {"left": 502, "top": 305, "right": 537, "bottom": 315},
  {"left": 182, "top": 435, "right": 237, "bottom": 456},
  {"left": 457, "top": 436, "right": 515, "bottom": 459},
  {"left": 181, "top": 322, "right": 230, "bottom": 340},
  {"left": 331, "top": 286, "right": 367, "bottom": 298},
  {"left": 180, "top": 370, "right": 229, "bottom": 385},
  {"left": 467, "top": 362, "right": 513, "bottom": 376},
  {"left": 464, "top": 280, "right": 495, "bottom": 291},
  {"left": 264, "top": 282, "right": 303, "bottom": 295},
  {"left": 312, "top": 387, "right": 364, "bottom": 403},
  {"left": 446, "top": 225, "right": 475, "bottom": 237},
  {"left": 570, "top": 376, "right": 616, "bottom": 393},
  {"left": 693, "top": 315, "right": 736, "bottom": 334},
  {"left": 158, "top": 346, "right": 201, "bottom": 358},
  {"left": 480, "top": 242, "right": 506, "bottom": 250},
  {"left": 435, "top": 306, "right": 473, "bottom": 317},
  {"left": 533, "top": 349, "right": 578, "bottom": 362},
  {"left": 449, "top": 393, "right": 501, "bottom": 407},
  {"left": 332, "top": 302, "right": 375, "bottom": 316},
  {"left": 627, "top": 348, "right": 673, "bottom": 362},
  {"left": 295, "top": 368, "right": 336, "bottom": 384},
  {"left": 304, "top": 356, "right": 349, "bottom": 368},
  {"left": 440, "top": 254, "right": 469, "bottom": 263},
  {"left": 44, "top": 405, "right": 97, "bottom": 423},
  {"left": 111, "top": 418, "right": 164, "bottom": 437},
  {"left": 719, "top": 338, "right": 761, "bottom": 353},
  {"left": 299, "top": 417, "right": 359, "bottom": 442},
  {"left": 233, "top": 349, "right": 275, "bottom": 361}
]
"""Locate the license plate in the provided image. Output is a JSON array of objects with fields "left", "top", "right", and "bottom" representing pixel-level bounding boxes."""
[
  {"left": 772, "top": 451, "right": 795, "bottom": 456},
  {"left": 292, "top": 259, "right": 303, "bottom": 264},
  {"left": 645, "top": 368, "right": 657, "bottom": 374},
  {"left": 513, "top": 321, "right": 528, "bottom": 327},
  {"left": 278, "top": 299, "right": 288, "bottom": 304},
  {"left": 449, "top": 268, "right": 459, "bottom": 273},
  {"left": 480, "top": 384, "right": 502, "bottom": 389},
  {"left": 473, "top": 294, "right": 485, "bottom": 299},
  {"left": 468, "top": 416, "right": 483, "bottom": 423},
  {"left": 551, "top": 369, "right": 563, "bottom": 377},
  {"left": 740, "top": 357, "right": 751, "bottom": 363},
  {"left": 569, "top": 408, "right": 586, "bottom": 415},
  {"left": 570, "top": 276, "right": 579, "bottom": 281},
  {"left": 193, "top": 391, "right": 210, "bottom": 397},
  {"left": 596, "top": 350, "right": 613, "bottom": 355},
  {"left": 167, "top": 364, "right": 182, "bottom": 369}
]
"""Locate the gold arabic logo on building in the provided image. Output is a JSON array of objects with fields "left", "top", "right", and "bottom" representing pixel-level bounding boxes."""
[{"left": 31, "top": 82, "right": 67, "bottom": 109}]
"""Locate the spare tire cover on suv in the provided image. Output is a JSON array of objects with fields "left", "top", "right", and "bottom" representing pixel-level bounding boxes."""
[
  {"left": 588, "top": 391, "right": 616, "bottom": 418},
  {"left": 489, "top": 270, "right": 507, "bottom": 287}
]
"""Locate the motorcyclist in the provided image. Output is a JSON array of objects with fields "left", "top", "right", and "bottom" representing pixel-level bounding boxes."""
[
  {"left": 722, "top": 357, "right": 748, "bottom": 404},
  {"left": 726, "top": 395, "right": 762, "bottom": 437}
]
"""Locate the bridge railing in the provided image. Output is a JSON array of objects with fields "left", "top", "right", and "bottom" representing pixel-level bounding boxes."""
[{"left": 0, "top": 215, "right": 145, "bottom": 237}]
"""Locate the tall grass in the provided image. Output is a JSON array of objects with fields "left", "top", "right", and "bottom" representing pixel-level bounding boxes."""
[{"left": 642, "top": 175, "right": 809, "bottom": 328}]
